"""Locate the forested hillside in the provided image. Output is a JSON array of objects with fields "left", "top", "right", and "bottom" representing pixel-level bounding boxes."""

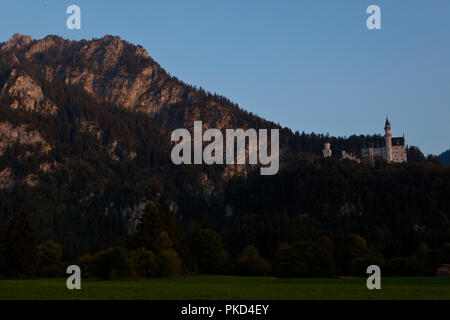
[{"left": 0, "top": 34, "right": 448, "bottom": 278}]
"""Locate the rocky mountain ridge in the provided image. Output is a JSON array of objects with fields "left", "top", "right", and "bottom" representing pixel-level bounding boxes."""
[
  {"left": 1, "top": 34, "right": 257, "bottom": 128},
  {"left": 1, "top": 33, "right": 291, "bottom": 156}
]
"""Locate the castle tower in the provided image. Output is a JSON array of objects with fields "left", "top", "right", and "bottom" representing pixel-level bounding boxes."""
[{"left": 384, "top": 117, "right": 392, "bottom": 163}]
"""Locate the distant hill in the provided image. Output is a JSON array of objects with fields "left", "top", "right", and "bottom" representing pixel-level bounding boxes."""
[{"left": 439, "top": 149, "right": 450, "bottom": 164}]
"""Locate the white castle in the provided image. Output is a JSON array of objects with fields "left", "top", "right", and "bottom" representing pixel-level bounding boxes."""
[
  {"left": 322, "top": 142, "right": 332, "bottom": 158},
  {"left": 323, "top": 117, "right": 407, "bottom": 165}
]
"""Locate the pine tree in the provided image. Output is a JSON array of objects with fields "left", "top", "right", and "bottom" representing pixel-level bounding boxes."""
[
  {"left": 136, "top": 203, "right": 164, "bottom": 252},
  {"left": 159, "top": 203, "right": 182, "bottom": 253},
  {"left": 3, "top": 211, "right": 39, "bottom": 276}
]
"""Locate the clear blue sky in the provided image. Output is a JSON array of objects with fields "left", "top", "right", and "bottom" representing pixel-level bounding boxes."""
[{"left": 1, "top": 0, "right": 449, "bottom": 155}]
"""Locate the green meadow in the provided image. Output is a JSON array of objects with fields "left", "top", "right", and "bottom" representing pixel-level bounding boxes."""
[{"left": 0, "top": 276, "right": 449, "bottom": 300}]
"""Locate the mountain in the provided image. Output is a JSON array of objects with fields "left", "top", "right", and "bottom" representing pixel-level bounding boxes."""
[
  {"left": 439, "top": 149, "right": 450, "bottom": 165},
  {"left": 0, "top": 33, "right": 410, "bottom": 257},
  {"left": 0, "top": 34, "right": 281, "bottom": 134}
]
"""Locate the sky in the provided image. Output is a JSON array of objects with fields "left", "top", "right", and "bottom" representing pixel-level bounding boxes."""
[{"left": 0, "top": 0, "right": 449, "bottom": 155}]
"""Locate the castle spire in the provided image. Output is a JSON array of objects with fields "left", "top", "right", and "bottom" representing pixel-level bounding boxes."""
[{"left": 384, "top": 116, "right": 392, "bottom": 163}]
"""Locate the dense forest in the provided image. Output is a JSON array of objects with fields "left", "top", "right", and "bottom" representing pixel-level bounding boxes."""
[
  {"left": 224, "top": 159, "right": 450, "bottom": 272},
  {"left": 1, "top": 159, "right": 449, "bottom": 278}
]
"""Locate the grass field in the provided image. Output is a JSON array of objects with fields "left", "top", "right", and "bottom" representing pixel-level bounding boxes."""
[{"left": 0, "top": 276, "right": 449, "bottom": 300}]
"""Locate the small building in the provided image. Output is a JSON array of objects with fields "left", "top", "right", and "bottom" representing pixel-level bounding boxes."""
[
  {"left": 436, "top": 264, "right": 450, "bottom": 277},
  {"left": 322, "top": 143, "right": 332, "bottom": 158},
  {"left": 322, "top": 143, "right": 360, "bottom": 163},
  {"left": 341, "top": 150, "right": 360, "bottom": 163}
]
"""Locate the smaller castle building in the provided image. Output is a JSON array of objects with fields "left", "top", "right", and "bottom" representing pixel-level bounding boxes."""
[
  {"left": 341, "top": 150, "right": 360, "bottom": 163},
  {"left": 323, "top": 142, "right": 332, "bottom": 158}
]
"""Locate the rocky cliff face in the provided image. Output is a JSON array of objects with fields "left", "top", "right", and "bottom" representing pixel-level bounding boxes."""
[
  {"left": 2, "top": 69, "right": 58, "bottom": 115},
  {"left": 1, "top": 34, "right": 188, "bottom": 116},
  {"left": 0, "top": 121, "right": 51, "bottom": 156},
  {"left": 0, "top": 121, "right": 52, "bottom": 189}
]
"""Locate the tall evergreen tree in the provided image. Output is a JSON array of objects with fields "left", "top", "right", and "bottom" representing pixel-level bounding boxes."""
[
  {"left": 136, "top": 203, "right": 164, "bottom": 252},
  {"left": 190, "top": 228, "right": 230, "bottom": 274},
  {"left": 159, "top": 203, "right": 182, "bottom": 253},
  {"left": 2, "top": 211, "right": 38, "bottom": 276}
]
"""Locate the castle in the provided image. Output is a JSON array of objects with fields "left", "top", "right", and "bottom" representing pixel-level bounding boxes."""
[
  {"left": 323, "top": 117, "right": 407, "bottom": 165},
  {"left": 361, "top": 117, "right": 407, "bottom": 164}
]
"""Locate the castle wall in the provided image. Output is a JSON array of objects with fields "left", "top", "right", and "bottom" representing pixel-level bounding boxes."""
[{"left": 391, "top": 145, "right": 407, "bottom": 163}]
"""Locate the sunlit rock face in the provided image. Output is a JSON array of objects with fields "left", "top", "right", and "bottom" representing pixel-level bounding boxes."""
[
  {"left": 0, "top": 121, "right": 51, "bottom": 156},
  {"left": 2, "top": 70, "right": 58, "bottom": 115}
]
